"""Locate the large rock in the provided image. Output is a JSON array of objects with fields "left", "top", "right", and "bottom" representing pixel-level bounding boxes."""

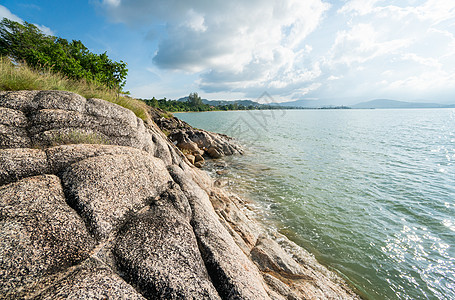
[
  {"left": 0, "top": 175, "right": 95, "bottom": 298},
  {"left": 0, "top": 90, "right": 179, "bottom": 165},
  {"left": 0, "top": 107, "right": 31, "bottom": 148},
  {"left": 34, "top": 258, "right": 146, "bottom": 300},
  {"left": 152, "top": 109, "right": 243, "bottom": 159},
  {"left": 251, "top": 236, "right": 309, "bottom": 279},
  {"left": 0, "top": 148, "right": 49, "bottom": 186},
  {"left": 62, "top": 151, "right": 172, "bottom": 239},
  {"left": 168, "top": 165, "right": 271, "bottom": 300},
  {"left": 0, "top": 90, "right": 360, "bottom": 300},
  {"left": 114, "top": 185, "right": 220, "bottom": 299}
]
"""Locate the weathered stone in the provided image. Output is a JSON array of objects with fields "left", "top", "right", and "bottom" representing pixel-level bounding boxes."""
[
  {"left": 0, "top": 148, "right": 50, "bottom": 186},
  {"left": 0, "top": 107, "right": 31, "bottom": 148},
  {"left": 0, "top": 90, "right": 40, "bottom": 112},
  {"left": 0, "top": 175, "right": 94, "bottom": 297},
  {"left": 34, "top": 90, "right": 87, "bottom": 112},
  {"left": 165, "top": 123, "right": 243, "bottom": 159},
  {"left": 34, "top": 258, "right": 146, "bottom": 300},
  {"left": 262, "top": 273, "right": 300, "bottom": 300},
  {"left": 114, "top": 187, "right": 220, "bottom": 300},
  {"left": 251, "top": 236, "right": 308, "bottom": 279},
  {"left": 168, "top": 165, "right": 271, "bottom": 300},
  {"left": 211, "top": 190, "right": 262, "bottom": 249},
  {"left": 46, "top": 144, "right": 139, "bottom": 173},
  {"left": 0, "top": 107, "right": 28, "bottom": 127},
  {"left": 207, "top": 146, "right": 223, "bottom": 158},
  {"left": 61, "top": 151, "right": 172, "bottom": 239},
  {"left": 195, "top": 154, "right": 204, "bottom": 162},
  {"left": 85, "top": 97, "right": 138, "bottom": 129}
]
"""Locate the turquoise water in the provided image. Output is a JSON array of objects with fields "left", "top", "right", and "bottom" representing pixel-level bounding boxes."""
[{"left": 177, "top": 109, "right": 455, "bottom": 300}]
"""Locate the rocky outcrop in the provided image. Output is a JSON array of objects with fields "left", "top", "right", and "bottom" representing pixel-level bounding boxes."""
[
  {"left": 151, "top": 108, "right": 243, "bottom": 162},
  {"left": 0, "top": 90, "right": 359, "bottom": 299}
]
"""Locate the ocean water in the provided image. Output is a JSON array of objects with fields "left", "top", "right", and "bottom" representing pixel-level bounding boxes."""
[{"left": 178, "top": 109, "right": 455, "bottom": 299}]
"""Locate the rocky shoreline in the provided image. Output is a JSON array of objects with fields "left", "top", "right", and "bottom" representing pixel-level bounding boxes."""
[{"left": 0, "top": 90, "right": 360, "bottom": 299}]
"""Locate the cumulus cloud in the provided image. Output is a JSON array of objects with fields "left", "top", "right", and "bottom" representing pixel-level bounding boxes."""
[
  {"left": 321, "top": 0, "right": 455, "bottom": 102},
  {"left": 101, "top": 0, "right": 455, "bottom": 102},
  {"left": 100, "top": 0, "right": 330, "bottom": 99}
]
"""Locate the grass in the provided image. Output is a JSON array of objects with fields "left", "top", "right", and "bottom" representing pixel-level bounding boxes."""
[
  {"left": 49, "top": 130, "right": 109, "bottom": 147},
  {"left": 0, "top": 57, "right": 150, "bottom": 121},
  {"left": 31, "top": 129, "right": 110, "bottom": 149}
]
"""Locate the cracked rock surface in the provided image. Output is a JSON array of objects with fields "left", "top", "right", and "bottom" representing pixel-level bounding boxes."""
[{"left": 0, "top": 90, "right": 359, "bottom": 299}]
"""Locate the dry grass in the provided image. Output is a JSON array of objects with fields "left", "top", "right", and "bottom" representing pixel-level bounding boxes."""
[{"left": 0, "top": 57, "right": 150, "bottom": 121}]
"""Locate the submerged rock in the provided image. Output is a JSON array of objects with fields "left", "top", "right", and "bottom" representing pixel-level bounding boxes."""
[{"left": 0, "top": 90, "right": 360, "bottom": 300}]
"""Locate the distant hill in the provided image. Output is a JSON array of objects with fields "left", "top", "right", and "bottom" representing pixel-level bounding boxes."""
[
  {"left": 352, "top": 99, "right": 455, "bottom": 109},
  {"left": 177, "top": 97, "right": 263, "bottom": 107}
]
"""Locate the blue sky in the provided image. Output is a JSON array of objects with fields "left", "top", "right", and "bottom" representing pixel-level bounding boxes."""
[{"left": 1, "top": 1, "right": 455, "bottom": 104}]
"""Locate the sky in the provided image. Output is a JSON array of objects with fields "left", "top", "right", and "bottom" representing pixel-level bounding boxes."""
[{"left": 1, "top": 0, "right": 455, "bottom": 104}]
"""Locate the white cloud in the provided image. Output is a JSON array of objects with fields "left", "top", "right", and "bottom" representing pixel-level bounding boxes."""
[
  {"left": 321, "top": 0, "right": 455, "bottom": 102},
  {"left": 0, "top": 5, "right": 54, "bottom": 35},
  {"left": 0, "top": 5, "right": 22, "bottom": 22},
  {"left": 100, "top": 0, "right": 455, "bottom": 102},
  {"left": 35, "top": 24, "right": 54, "bottom": 36},
  {"left": 103, "top": 0, "right": 121, "bottom": 7},
  {"left": 100, "top": 0, "right": 330, "bottom": 98}
]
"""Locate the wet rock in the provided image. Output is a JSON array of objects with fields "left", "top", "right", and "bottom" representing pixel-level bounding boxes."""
[
  {"left": 251, "top": 236, "right": 308, "bottom": 279},
  {"left": 194, "top": 160, "right": 205, "bottom": 168},
  {"left": 195, "top": 154, "right": 205, "bottom": 163},
  {"left": 61, "top": 151, "right": 172, "bottom": 239},
  {"left": 186, "top": 153, "right": 196, "bottom": 164},
  {"left": 207, "top": 146, "right": 224, "bottom": 158},
  {"left": 0, "top": 175, "right": 94, "bottom": 297}
]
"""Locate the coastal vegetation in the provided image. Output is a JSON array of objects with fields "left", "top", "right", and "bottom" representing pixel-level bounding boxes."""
[
  {"left": 0, "top": 18, "right": 149, "bottom": 121},
  {"left": 141, "top": 92, "right": 290, "bottom": 112},
  {"left": 0, "top": 18, "right": 127, "bottom": 91}
]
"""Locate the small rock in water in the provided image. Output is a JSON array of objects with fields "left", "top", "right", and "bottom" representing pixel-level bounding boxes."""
[
  {"left": 185, "top": 154, "right": 195, "bottom": 164},
  {"left": 194, "top": 161, "right": 205, "bottom": 168},
  {"left": 194, "top": 154, "right": 204, "bottom": 163},
  {"left": 214, "top": 161, "right": 227, "bottom": 168}
]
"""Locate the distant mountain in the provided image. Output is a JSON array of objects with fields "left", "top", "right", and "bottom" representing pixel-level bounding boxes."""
[
  {"left": 177, "top": 97, "right": 263, "bottom": 107},
  {"left": 352, "top": 99, "right": 455, "bottom": 109}
]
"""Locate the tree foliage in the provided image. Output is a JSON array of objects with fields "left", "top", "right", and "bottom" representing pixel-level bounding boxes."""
[
  {"left": 0, "top": 18, "right": 127, "bottom": 91},
  {"left": 141, "top": 92, "right": 288, "bottom": 112}
]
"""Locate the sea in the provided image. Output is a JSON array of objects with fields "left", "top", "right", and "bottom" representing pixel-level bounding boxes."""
[{"left": 177, "top": 108, "right": 455, "bottom": 300}]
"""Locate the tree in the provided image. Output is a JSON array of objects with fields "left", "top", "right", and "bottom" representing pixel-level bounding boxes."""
[
  {"left": 0, "top": 18, "right": 128, "bottom": 91},
  {"left": 187, "top": 92, "right": 203, "bottom": 108}
]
